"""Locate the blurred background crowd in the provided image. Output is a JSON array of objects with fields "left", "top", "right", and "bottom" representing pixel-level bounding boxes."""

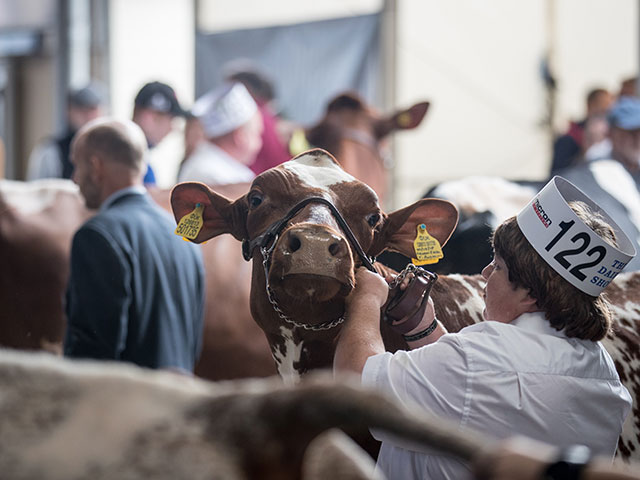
[{"left": 1, "top": 0, "right": 638, "bottom": 208}]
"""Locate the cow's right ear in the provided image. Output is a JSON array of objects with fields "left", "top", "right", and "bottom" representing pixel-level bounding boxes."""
[
  {"left": 170, "top": 182, "right": 248, "bottom": 243},
  {"left": 368, "top": 198, "right": 458, "bottom": 258}
]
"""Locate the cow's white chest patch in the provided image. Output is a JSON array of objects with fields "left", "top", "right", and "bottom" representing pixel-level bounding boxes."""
[
  {"left": 284, "top": 154, "right": 355, "bottom": 190},
  {"left": 272, "top": 326, "right": 303, "bottom": 386}
]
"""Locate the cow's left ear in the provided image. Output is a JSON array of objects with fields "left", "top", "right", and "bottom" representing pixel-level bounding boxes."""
[
  {"left": 368, "top": 198, "right": 458, "bottom": 258},
  {"left": 374, "top": 101, "right": 430, "bottom": 138},
  {"left": 170, "top": 182, "right": 248, "bottom": 243}
]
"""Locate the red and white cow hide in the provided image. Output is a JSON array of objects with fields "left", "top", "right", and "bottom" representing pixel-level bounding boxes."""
[{"left": 1, "top": 348, "right": 485, "bottom": 479}]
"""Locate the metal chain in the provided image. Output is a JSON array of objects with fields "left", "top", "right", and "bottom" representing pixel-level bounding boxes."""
[
  {"left": 260, "top": 244, "right": 434, "bottom": 332},
  {"left": 387, "top": 263, "right": 420, "bottom": 290},
  {"left": 261, "top": 246, "right": 345, "bottom": 331}
]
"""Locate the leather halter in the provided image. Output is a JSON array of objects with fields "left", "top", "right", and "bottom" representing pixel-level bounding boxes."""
[
  {"left": 241, "top": 196, "right": 376, "bottom": 332},
  {"left": 241, "top": 196, "right": 375, "bottom": 272}
]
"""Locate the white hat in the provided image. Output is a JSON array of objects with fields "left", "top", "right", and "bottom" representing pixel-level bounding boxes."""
[
  {"left": 516, "top": 176, "right": 636, "bottom": 296},
  {"left": 192, "top": 83, "right": 258, "bottom": 138}
]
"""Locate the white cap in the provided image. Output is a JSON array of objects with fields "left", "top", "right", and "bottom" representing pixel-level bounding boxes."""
[
  {"left": 192, "top": 83, "right": 258, "bottom": 138},
  {"left": 516, "top": 176, "right": 636, "bottom": 296}
]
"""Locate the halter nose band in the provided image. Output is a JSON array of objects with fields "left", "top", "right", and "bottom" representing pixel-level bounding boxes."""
[{"left": 241, "top": 196, "right": 376, "bottom": 271}]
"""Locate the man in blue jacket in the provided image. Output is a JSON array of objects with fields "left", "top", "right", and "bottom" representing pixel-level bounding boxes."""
[{"left": 64, "top": 118, "right": 205, "bottom": 373}]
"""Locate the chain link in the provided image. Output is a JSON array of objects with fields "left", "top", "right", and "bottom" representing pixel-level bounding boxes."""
[
  {"left": 388, "top": 263, "right": 438, "bottom": 291},
  {"left": 388, "top": 263, "right": 419, "bottom": 289},
  {"left": 261, "top": 246, "right": 345, "bottom": 331}
]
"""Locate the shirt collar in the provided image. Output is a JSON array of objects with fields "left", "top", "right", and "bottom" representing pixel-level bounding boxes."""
[
  {"left": 100, "top": 185, "right": 147, "bottom": 212},
  {"left": 510, "top": 311, "right": 567, "bottom": 338}
]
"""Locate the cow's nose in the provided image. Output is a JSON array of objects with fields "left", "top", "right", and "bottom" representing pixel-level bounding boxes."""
[{"left": 282, "top": 225, "right": 350, "bottom": 266}]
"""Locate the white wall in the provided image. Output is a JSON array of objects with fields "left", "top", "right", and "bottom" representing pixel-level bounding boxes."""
[
  {"left": 109, "top": 0, "right": 195, "bottom": 187},
  {"left": 392, "top": 0, "right": 637, "bottom": 207},
  {"left": 393, "top": 0, "right": 550, "bottom": 206},
  {"left": 553, "top": 0, "right": 638, "bottom": 123}
]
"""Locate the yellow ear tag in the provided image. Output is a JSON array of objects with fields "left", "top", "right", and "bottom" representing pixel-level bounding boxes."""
[
  {"left": 397, "top": 112, "right": 412, "bottom": 128},
  {"left": 411, "top": 224, "right": 443, "bottom": 265},
  {"left": 175, "top": 203, "right": 204, "bottom": 241}
]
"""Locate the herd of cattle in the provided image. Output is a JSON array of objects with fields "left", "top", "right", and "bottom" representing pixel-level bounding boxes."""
[{"left": 2, "top": 93, "right": 640, "bottom": 475}]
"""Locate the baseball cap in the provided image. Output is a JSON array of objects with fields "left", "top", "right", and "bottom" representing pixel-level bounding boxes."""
[
  {"left": 68, "top": 82, "right": 105, "bottom": 108},
  {"left": 134, "top": 81, "right": 187, "bottom": 116},
  {"left": 607, "top": 96, "right": 640, "bottom": 130},
  {"left": 191, "top": 82, "right": 258, "bottom": 138}
]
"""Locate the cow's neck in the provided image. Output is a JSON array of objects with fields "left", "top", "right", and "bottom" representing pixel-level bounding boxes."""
[
  {"left": 250, "top": 264, "right": 348, "bottom": 383},
  {"left": 258, "top": 300, "right": 344, "bottom": 384},
  {"left": 264, "top": 327, "right": 338, "bottom": 385}
]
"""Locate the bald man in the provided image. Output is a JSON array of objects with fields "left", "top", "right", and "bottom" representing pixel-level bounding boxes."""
[{"left": 64, "top": 118, "right": 205, "bottom": 373}]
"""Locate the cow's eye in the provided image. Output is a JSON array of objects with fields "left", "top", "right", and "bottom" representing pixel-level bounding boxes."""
[
  {"left": 366, "top": 213, "right": 381, "bottom": 227},
  {"left": 248, "top": 192, "right": 263, "bottom": 208}
]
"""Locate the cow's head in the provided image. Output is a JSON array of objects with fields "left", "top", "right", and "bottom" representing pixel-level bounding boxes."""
[
  {"left": 305, "top": 93, "right": 430, "bottom": 153},
  {"left": 171, "top": 149, "right": 457, "bottom": 380},
  {"left": 304, "top": 93, "right": 430, "bottom": 203}
]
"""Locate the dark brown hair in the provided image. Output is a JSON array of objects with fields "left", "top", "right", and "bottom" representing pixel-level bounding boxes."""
[{"left": 492, "top": 201, "right": 616, "bottom": 341}]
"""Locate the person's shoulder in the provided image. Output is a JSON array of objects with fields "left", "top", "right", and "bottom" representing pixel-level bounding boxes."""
[
  {"left": 458, "top": 320, "right": 507, "bottom": 336},
  {"left": 453, "top": 321, "right": 525, "bottom": 362}
]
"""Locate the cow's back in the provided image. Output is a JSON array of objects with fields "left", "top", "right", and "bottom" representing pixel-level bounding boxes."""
[
  {"left": 601, "top": 272, "right": 640, "bottom": 458},
  {"left": 0, "top": 179, "right": 91, "bottom": 352},
  {"left": 0, "top": 181, "right": 276, "bottom": 380}
]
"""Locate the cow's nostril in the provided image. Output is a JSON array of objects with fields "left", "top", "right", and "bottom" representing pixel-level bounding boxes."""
[
  {"left": 328, "top": 240, "right": 343, "bottom": 257},
  {"left": 289, "top": 235, "right": 302, "bottom": 253}
]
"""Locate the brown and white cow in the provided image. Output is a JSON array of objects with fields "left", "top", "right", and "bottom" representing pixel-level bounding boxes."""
[
  {"left": 172, "top": 148, "right": 640, "bottom": 461},
  {"left": 171, "top": 148, "right": 460, "bottom": 383},
  {"left": 1, "top": 348, "right": 486, "bottom": 479}
]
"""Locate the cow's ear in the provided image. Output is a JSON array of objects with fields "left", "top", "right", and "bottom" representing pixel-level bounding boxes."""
[
  {"left": 374, "top": 101, "right": 430, "bottom": 138},
  {"left": 170, "top": 182, "right": 248, "bottom": 244},
  {"left": 368, "top": 198, "right": 458, "bottom": 258}
]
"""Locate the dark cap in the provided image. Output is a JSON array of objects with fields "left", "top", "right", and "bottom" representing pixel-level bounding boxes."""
[
  {"left": 608, "top": 96, "right": 640, "bottom": 130},
  {"left": 68, "top": 83, "right": 105, "bottom": 108},
  {"left": 134, "top": 81, "right": 187, "bottom": 116}
]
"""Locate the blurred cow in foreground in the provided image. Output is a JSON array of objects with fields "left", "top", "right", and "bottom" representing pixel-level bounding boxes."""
[{"left": 0, "top": 348, "right": 483, "bottom": 480}]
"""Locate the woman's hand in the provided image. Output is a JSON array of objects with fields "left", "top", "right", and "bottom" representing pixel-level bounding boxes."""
[{"left": 346, "top": 267, "right": 390, "bottom": 310}]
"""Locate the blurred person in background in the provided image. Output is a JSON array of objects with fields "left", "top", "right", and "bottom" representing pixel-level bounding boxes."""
[
  {"left": 64, "top": 117, "right": 205, "bottom": 373},
  {"left": 561, "top": 95, "right": 640, "bottom": 271},
  {"left": 177, "top": 82, "right": 262, "bottom": 186},
  {"left": 181, "top": 112, "right": 206, "bottom": 166},
  {"left": 550, "top": 87, "right": 613, "bottom": 175},
  {"left": 132, "top": 81, "right": 187, "bottom": 185},
  {"left": 27, "top": 82, "right": 106, "bottom": 180},
  {"left": 619, "top": 75, "right": 638, "bottom": 97},
  {"left": 223, "top": 60, "right": 291, "bottom": 174}
]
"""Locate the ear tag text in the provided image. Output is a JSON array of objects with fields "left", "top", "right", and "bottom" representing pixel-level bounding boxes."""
[
  {"left": 175, "top": 203, "right": 204, "bottom": 241},
  {"left": 412, "top": 224, "right": 443, "bottom": 265}
]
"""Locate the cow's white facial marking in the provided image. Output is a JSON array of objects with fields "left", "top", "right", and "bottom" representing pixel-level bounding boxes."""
[
  {"left": 284, "top": 153, "right": 355, "bottom": 190},
  {"left": 272, "top": 326, "right": 303, "bottom": 386}
]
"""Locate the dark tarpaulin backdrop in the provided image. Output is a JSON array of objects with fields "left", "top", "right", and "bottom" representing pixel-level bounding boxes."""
[{"left": 195, "top": 12, "right": 381, "bottom": 126}]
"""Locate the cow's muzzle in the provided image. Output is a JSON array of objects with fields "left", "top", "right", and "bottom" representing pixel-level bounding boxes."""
[{"left": 241, "top": 197, "right": 375, "bottom": 272}]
